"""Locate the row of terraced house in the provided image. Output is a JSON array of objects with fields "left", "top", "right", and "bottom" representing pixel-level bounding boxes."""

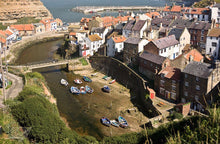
[
  {"left": 67, "top": 3, "right": 220, "bottom": 112},
  {"left": 0, "top": 18, "right": 64, "bottom": 51}
]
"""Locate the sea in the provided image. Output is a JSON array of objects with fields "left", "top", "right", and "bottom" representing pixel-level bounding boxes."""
[{"left": 40, "top": 0, "right": 195, "bottom": 23}]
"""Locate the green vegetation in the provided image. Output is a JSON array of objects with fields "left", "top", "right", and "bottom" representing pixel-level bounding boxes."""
[
  {"left": 6, "top": 72, "right": 98, "bottom": 143},
  {"left": 216, "top": 0, "right": 220, "bottom": 3},
  {"left": 15, "top": 17, "right": 40, "bottom": 24},
  {"left": 0, "top": 23, "right": 7, "bottom": 30},
  {"left": 79, "top": 58, "right": 88, "bottom": 65},
  {"left": 194, "top": 0, "right": 214, "bottom": 7},
  {"left": 6, "top": 81, "right": 12, "bottom": 89}
]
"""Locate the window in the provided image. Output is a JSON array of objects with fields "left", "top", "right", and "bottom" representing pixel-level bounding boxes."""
[
  {"left": 210, "top": 37, "right": 212, "bottom": 40},
  {"left": 195, "top": 95, "right": 199, "bottom": 101},
  {"left": 185, "top": 74, "right": 188, "bottom": 78},
  {"left": 172, "top": 85, "right": 176, "bottom": 91},
  {"left": 160, "top": 80, "right": 165, "bottom": 86},
  {"left": 212, "top": 42, "right": 217, "bottom": 47},
  {"left": 160, "top": 87, "right": 165, "bottom": 95},
  {"left": 210, "top": 48, "right": 212, "bottom": 53},
  {"left": 185, "top": 81, "right": 189, "bottom": 87},
  {"left": 196, "top": 85, "right": 200, "bottom": 90},
  {"left": 164, "top": 48, "right": 166, "bottom": 52},
  {"left": 201, "top": 36, "right": 204, "bottom": 41},
  {"left": 196, "top": 77, "right": 199, "bottom": 81},
  {"left": 184, "top": 91, "right": 188, "bottom": 96},
  {"left": 171, "top": 92, "right": 176, "bottom": 100},
  {"left": 161, "top": 73, "right": 165, "bottom": 78},
  {"left": 161, "top": 50, "right": 163, "bottom": 54}
]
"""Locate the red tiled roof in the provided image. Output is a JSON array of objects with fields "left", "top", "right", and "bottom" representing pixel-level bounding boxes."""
[
  {"left": 112, "top": 36, "right": 126, "bottom": 43},
  {"left": 160, "top": 66, "right": 181, "bottom": 80},
  {"left": 0, "top": 36, "right": 6, "bottom": 43},
  {"left": 4, "top": 29, "right": 13, "bottom": 36},
  {"left": 185, "top": 49, "right": 203, "bottom": 62},
  {"left": 10, "top": 24, "right": 34, "bottom": 31},
  {"left": 40, "top": 18, "right": 55, "bottom": 25},
  {"left": 145, "top": 12, "right": 160, "bottom": 18},
  {"left": 69, "top": 32, "right": 76, "bottom": 36},
  {"left": 163, "top": 6, "right": 210, "bottom": 15},
  {"left": 171, "top": 5, "right": 182, "bottom": 12}
]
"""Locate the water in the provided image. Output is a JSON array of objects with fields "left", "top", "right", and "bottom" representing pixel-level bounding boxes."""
[
  {"left": 16, "top": 39, "right": 104, "bottom": 139},
  {"left": 41, "top": 0, "right": 174, "bottom": 22}
]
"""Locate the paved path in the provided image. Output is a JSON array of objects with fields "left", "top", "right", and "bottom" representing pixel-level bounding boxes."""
[{"left": 0, "top": 73, "right": 23, "bottom": 108}]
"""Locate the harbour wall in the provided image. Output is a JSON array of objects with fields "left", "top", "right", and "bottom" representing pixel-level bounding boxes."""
[{"left": 89, "top": 56, "right": 161, "bottom": 118}]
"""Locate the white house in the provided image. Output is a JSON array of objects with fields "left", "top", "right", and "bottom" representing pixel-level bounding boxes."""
[
  {"left": 205, "top": 28, "right": 220, "bottom": 59},
  {"left": 107, "top": 35, "right": 127, "bottom": 57},
  {"left": 79, "top": 34, "right": 102, "bottom": 57},
  {"left": 131, "top": 20, "right": 148, "bottom": 38},
  {"left": 211, "top": 3, "right": 220, "bottom": 23},
  {"left": 144, "top": 35, "right": 180, "bottom": 60},
  {"left": 4, "top": 27, "right": 18, "bottom": 45},
  {"left": 91, "top": 27, "right": 108, "bottom": 44},
  {"left": 168, "top": 27, "right": 190, "bottom": 54},
  {"left": 76, "top": 30, "right": 89, "bottom": 45},
  {"left": 137, "top": 13, "right": 151, "bottom": 21}
]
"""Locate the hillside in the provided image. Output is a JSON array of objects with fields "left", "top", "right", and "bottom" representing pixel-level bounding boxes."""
[{"left": 0, "top": 0, "right": 52, "bottom": 22}]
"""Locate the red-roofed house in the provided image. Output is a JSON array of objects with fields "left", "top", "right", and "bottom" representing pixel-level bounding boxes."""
[
  {"left": 145, "top": 12, "right": 160, "bottom": 19},
  {"left": 155, "top": 66, "right": 181, "bottom": 102},
  {"left": 0, "top": 32, "right": 6, "bottom": 50},
  {"left": 10, "top": 24, "right": 34, "bottom": 36},
  {"left": 40, "top": 18, "right": 57, "bottom": 32},
  {"left": 107, "top": 35, "right": 127, "bottom": 57}
]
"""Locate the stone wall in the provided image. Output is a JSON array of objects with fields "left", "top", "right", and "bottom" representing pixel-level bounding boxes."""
[{"left": 89, "top": 56, "right": 161, "bottom": 118}]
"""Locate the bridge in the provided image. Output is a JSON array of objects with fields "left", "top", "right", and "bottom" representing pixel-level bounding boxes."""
[{"left": 9, "top": 59, "right": 78, "bottom": 71}]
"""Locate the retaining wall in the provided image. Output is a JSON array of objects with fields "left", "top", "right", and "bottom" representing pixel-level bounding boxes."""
[{"left": 89, "top": 56, "right": 161, "bottom": 118}]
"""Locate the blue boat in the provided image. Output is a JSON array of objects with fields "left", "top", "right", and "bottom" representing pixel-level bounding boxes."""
[
  {"left": 110, "top": 120, "right": 120, "bottom": 127},
  {"left": 79, "top": 86, "right": 86, "bottom": 94},
  {"left": 70, "top": 86, "right": 80, "bottom": 94},
  {"left": 85, "top": 85, "right": 94, "bottom": 94},
  {"left": 101, "top": 117, "right": 111, "bottom": 127},
  {"left": 83, "top": 76, "right": 92, "bottom": 82},
  {"left": 102, "top": 85, "right": 110, "bottom": 93},
  {"left": 118, "top": 116, "right": 128, "bottom": 128}
]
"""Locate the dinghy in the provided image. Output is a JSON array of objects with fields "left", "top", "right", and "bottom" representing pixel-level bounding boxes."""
[
  {"left": 101, "top": 117, "right": 111, "bottom": 127},
  {"left": 109, "top": 79, "right": 116, "bottom": 84},
  {"left": 61, "top": 79, "right": 68, "bottom": 86},
  {"left": 83, "top": 76, "right": 92, "bottom": 82},
  {"left": 70, "top": 86, "right": 80, "bottom": 94},
  {"left": 102, "top": 85, "right": 110, "bottom": 93},
  {"left": 79, "top": 86, "right": 86, "bottom": 94},
  {"left": 118, "top": 116, "right": 128, "bottom": 128},
  {"left": 85, "top": 85, "right": 94, "bottom": 94},
  {"left": 74, "top": 79, "right": 82, "bottom": 84},
  {"left": 110, "top": 120, "right": 120, "bottom": 127}
]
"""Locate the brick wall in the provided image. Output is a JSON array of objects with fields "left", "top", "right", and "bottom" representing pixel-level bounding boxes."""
[{"left": 89, "top": 56, "right": 161, "bottom": 118}]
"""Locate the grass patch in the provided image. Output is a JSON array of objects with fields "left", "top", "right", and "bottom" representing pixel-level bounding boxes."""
[
  {"left": 6, "top": 81, "right": 12, "bottom": 89},
  {"left": 79, "top": 58, "right": 88, "bottom": 66}
]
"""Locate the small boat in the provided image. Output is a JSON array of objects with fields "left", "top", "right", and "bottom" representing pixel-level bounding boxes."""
[
  {"left": 85, "top": 85, "right": 94, "bottom": 94},
  {"left": 61, "top": 79, "right": 68, "bottom": 86},
  {"left": 102, "top": 85, "right": 110, "bottom": 93},
  {"left": 102, "top": 75, "right": 111, "bottom": 81},
  {"left": 91, "top": 73, "right": 97, "bottom": 77},
  {"left": 83, "top": 76, "right": 92, "bottom": 82},
  {"left": 101, "top": 117, "right": 111, "bottom": 127},
  {"left": 79, "top": 86, "right": 86, "bottom": 94},
  {"left": 70, "top": 86, "right": 80, "bottom": 94},
  {"left": 109, "top": 79, "right": 116, "bottom": 84},
  {"left": 74, "top": 79, "right": 82, "bottom": 84},
  {"left": 110, "top": 120, "right": 120, "bottom": 127},
  {"left": 118, "top": 116, "right": 128, "bottom": 128}
]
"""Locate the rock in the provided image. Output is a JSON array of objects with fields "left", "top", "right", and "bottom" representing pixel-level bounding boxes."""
[{"left": 0, "top": 0, "right": 52, "bottom": 21}]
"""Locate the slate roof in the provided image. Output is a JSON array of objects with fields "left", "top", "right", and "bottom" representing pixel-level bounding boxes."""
[
  {"left": 189, "top": 21, "right": 211, "bottom": 30},
  {"left": 207, "top": 28, "right": 220, "bottom": 37},
  {"left": 123, "top": 20, "right": 135, "bottom": 30},
  {"left": 140, "top": 51, "right": 166, "bottom": 65},
  {"left": 125, "top": 37, "right": 141, "bottom": 45},
  {"left": 91, "top": 27, "right": 106, "bottom": 34},
  {"left": 169, "top": 18, "right": 193, "bottom": 29},
  {"left": 153, "top": 35, "right": 179, "bottom": 49},
  {"left": 213, "top": 3, "right": 220, "bottom": 8},
  {"left": 168, "top": 28, "right": 184, "bottom": 40},
  {"left": 182, "top": 61, "right": 213, "bottom": 79},
  {"left": 151, "top": 18, "right": 173, "bottom": 27},
  {"left": 132, "top": 20, "right": 146, "bottom": 31},
  {"left": 115, "top": 23, "right": 125, "bottom": 30}
]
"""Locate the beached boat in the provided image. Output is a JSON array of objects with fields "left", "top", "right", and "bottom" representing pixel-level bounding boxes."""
[
  {"left": 61, "top": 79, "right": 68, "bottom": 86},
  {"left": 102, "top": 85, "right": 110, "bottom": 93},
  {"left": 101, "top": 117, "right": 111, "bottom": 127},
  {"left": 70, "top": 86, "right": 80, "bottom": 94},
  {"left": 91, "top": 73, "right": 97, "bottom": 77},
  {"left": 102, "top": 75, "right": 111, "bottom": 81},
  {"left": 83, "top": 76, "right": 92, "bottom": 82},
  {"left": 109, "top": 79, "right": 116, "bottom": 84},
  {"left": 85, "top": 85, "right": 94, "bottom": 94},
  {"left": 74, "top": 79, "right": 82, "bottom": 84},
  {"left": 118, "top": 116, "right": 128, "bottom": 128},
  {"left": 79, "top": 86, "right": 86, "bottom": 94},
  {"left": 110, "top": 120, "right": 120, "bottom": 127}
]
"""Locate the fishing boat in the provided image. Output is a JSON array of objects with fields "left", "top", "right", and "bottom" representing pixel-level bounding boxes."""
[
  {"left": 83, "top": 76, "right": 92, "bottom": 82},
  {"left": 70, "top": 86, "right": 80, "bottom": 94},
  {"left": 74, "top": 79, "right": 82, "bottom": 84},
  {"left": 101, "top": 117, "right": 111, "bottom": 127},
  {"left": 110, "top": 120, "right": 120, "bottom": 127},
  {"left": 109, "top": 79, "right": 116, "bottom": 84},
  {"left": 118, "top": 116, "right": 128, "bottom": 128},
  {"left": 61, "top": 79, "right": 68, "bottom": 86},
  {"left": 102, "top": 85, "right": 110, "bottom": 93},
  {"left": 85, "top": 85, "right": 94, "bottom": 94},
  {"left": 79, "top": 86, "right": 86, "bottom": 94}
]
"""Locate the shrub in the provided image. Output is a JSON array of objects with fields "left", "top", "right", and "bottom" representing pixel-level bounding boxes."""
[{"left": 79, "top": 58, "right": 88, "bottom": 66}]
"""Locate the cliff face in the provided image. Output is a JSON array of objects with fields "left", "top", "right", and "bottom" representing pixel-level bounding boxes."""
[{"left": 0, "top": 0, "right": 52, "bottom": 21}]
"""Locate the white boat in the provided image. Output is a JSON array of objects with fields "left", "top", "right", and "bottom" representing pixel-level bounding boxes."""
[
  {"left": 70, "top": 86, "right": 80, "bottom": 94},
  {"left": 74, "top": 79, "right": 82, "bottom": 84},
  {"left": 61, "top": 79, "right": 68, "bottom": 86}
]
